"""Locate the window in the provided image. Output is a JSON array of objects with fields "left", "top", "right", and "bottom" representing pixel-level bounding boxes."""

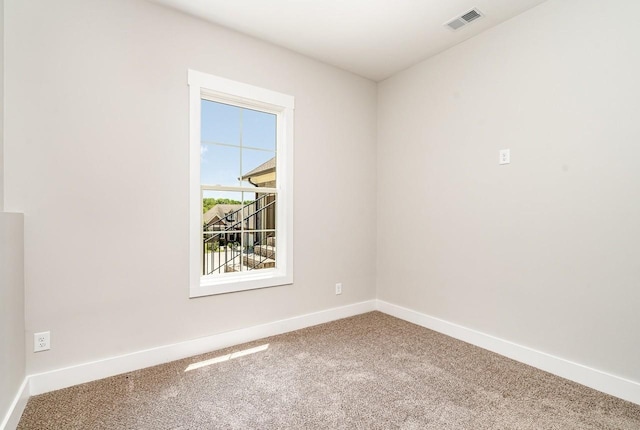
[{"left": 188, "top": 70, "right": 294, "bottom": 297}]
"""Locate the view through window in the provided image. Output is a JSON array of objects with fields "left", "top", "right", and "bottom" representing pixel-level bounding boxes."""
[{"left": 200, "top": 100, "right": 278, "bottom": 277}]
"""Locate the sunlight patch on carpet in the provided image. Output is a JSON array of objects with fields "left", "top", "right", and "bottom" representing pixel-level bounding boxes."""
[{"left": 184, "top": 344, "right": 270, "bottom": 372}]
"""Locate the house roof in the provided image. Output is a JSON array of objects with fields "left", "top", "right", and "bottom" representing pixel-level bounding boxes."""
[
  {"left": 203, "top": 204, "right": 243, "bottom": 225},
  {"left": 241, "top": 157, "right": 275, "bottom": 179}
]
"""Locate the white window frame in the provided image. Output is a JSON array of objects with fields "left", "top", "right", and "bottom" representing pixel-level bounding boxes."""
[{"left": 188, "top": 70, "right": 294, "bottom": 297}]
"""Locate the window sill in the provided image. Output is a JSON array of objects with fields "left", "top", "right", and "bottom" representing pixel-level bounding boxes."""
[{"left": 190, "top": 270, "right": 293, "bottom": 298}]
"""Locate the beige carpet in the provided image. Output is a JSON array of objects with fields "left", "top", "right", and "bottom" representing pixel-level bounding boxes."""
[{"left": 18, "top": 312, "right": 640, "bottom": 429}]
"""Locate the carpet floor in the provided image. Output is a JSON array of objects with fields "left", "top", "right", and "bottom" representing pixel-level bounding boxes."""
[{"left": 17, "top": 312, "right": 640, "bottom": 429}]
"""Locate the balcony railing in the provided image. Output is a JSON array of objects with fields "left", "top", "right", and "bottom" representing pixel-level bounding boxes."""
[{"left": 202, "top": 194, "right": 276, "bottom": 275}]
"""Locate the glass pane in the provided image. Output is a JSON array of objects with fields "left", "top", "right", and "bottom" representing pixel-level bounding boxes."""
[
  {"left": 244, "top": 192, "right": 276, "bottom": 233},
  {"left": 201, "top": 100, "right": 240, "bottom": 146},
  {"left": 201, "top": 143, "right": 241, "bottom": 187},
  {"left": 201, "top": 192, "right": 276, "bottom": 275},
  {"left": 202, "top": 191, "right": 244, "bottom": 276},
  {"left": 243, "top": 232, "right": 276, "bottom": 272},
  {"left": 242, "top": 108, "right": 276, "bottom": 151},
  {"left": 241, "top": 150, "right": 276, "bottom": 188}
]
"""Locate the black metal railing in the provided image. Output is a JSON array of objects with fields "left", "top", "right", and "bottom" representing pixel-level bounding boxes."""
[{"left": 202, "top": 194, "right": 276, "bottom": 275}]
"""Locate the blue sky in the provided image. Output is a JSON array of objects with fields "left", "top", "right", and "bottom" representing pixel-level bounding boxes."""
[{"left": 200, "top": 100, "right": 276, "bottom": 195}]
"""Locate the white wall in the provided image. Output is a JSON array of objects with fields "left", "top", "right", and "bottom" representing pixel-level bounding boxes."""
[
  {"left": 377, "top": 0, "right": 640, "bottom": 382},
  {"left": 0, "top": 213, "right": 25, "bottom": 425},
  {"left": 4, "top": 0, "right": 377, "bottom": 374},
  {"left": 0, "top": 3, "right": 27, "bottom": 426},
  {"left": 0, "top": 0, "right": 4, "bottom": 209}
]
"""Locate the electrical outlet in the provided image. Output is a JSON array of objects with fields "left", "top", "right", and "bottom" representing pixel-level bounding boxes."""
[
  {"left": 335, "top": 283, "right": 342, "bottom": 295},
  {"left": 34, "top": 331, "right": 50, "bottom": 352},
  {"left": 499, "top": 149, "right": 510, "bottom": 165}
]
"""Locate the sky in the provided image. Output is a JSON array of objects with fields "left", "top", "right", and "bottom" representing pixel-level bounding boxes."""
[{"left": 201, "top": 99, "right": 276, "bottom": 201}]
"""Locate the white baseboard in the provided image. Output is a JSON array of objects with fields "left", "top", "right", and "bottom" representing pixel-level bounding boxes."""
[
  {"left": 376, "top": 299, "right": 640, "bottom": 406},
  {"left": 28, "top": 300, "right": 376, "bottom": 396},
  {"left": 0, "top": 378, "right": 29, "bottom": 430}
]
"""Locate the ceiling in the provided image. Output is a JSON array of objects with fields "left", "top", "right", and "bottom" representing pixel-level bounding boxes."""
[{"left": 149, "top": 0, "right": 548, "bottom": 81}]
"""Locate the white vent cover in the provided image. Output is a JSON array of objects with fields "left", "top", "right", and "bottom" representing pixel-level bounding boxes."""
[{"left": 445, "top": 8, "right": 483, "bottom": 31}]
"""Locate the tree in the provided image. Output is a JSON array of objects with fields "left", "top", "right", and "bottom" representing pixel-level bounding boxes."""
[{"left": 202, "top": 197, "right": 253, "bottom": 213}]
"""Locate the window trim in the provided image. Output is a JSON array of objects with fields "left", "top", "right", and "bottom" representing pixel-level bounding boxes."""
[{"left": 188, "top": 70, "right": 294, "bottom": 297}]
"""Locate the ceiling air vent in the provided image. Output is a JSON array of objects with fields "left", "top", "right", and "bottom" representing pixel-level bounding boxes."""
[{"left": 445, "top": 8, "right": 484, "bottom": 31}]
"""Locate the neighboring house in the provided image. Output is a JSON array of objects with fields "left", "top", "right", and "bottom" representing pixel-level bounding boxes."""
[
  {"left": 202, "top": 204, "right": 243, "bottom": 229},
  {"left": 202, "top": 203, "right": 250, "bottom": 245},
  {"left": 241, "top": 157, "right": 276, "bottom": 233},
  {"left": 241, "top": 157, "right": 276, "bottom": 188}
]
